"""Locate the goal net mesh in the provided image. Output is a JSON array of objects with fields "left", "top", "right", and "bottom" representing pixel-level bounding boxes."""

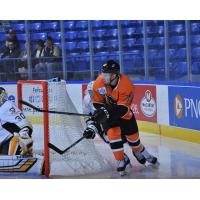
[{"left": 19, "top": 80, "right": 110, "bottom": 177}]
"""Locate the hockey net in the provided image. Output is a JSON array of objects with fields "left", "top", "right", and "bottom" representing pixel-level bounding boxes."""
[{"left": 17, "top": 80, "right": 110, "bottom": 177}]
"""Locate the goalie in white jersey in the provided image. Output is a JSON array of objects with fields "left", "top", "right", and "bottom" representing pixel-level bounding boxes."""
[{"left": 0, "top": 87, "right": 33, "bottom": 156}]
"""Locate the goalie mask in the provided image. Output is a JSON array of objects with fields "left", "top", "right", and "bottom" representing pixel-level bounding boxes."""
[{"left": 0, "top": 87, "right": 8, "bottom": 106}]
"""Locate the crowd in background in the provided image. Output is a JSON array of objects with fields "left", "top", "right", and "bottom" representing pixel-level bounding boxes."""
[{"left": 0, "top": 29, "right": 61, "bottom": 80}]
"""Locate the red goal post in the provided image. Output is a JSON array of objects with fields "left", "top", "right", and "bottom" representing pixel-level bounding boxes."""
[{"left": 17, "top": 80, "right": 50, "bottom": 176}]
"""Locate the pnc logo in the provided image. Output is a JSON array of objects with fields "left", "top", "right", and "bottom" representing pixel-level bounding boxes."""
[{"left": 174, "top": 94, "right": 183, "bottom": 119}]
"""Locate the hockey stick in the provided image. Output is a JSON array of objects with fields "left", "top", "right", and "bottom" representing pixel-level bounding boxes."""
[
  {"left": 48, "top": 136, "right": 86, "bottom": 155},
  {"left": 19, "top": 100, "right": 89, "bottom": 117}
]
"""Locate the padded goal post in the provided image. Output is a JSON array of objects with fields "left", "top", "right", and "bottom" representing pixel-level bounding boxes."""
[{"left": 17, "top": 80, "right": 110, "bottom": 177}]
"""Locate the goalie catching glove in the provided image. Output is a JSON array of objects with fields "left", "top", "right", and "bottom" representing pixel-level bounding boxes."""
[{"left": 15, "top": 127, "right": 33, "bottom": 156}]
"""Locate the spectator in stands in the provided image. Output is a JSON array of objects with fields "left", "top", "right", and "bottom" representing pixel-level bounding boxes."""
[
  {"left": 0, "top": 39, "right": 21, "bottom": 81},
  {"left": 5, "top": 29, "right": 19, "bottom": 49},
  {"left": 34, "top": 36, "right": 60, "bottom": 79},
  {"left": 17, "top": 41, "right": 33, "bottom": 79}
]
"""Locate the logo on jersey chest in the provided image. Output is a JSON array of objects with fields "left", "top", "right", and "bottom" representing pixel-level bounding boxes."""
[{"left": 98, "top": 87, "right": 106, "bottom": 95}]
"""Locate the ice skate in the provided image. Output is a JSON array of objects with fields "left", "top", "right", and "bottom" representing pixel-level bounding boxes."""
[{"left": 117, "top": 154, "right": 131, "bottom": 176}]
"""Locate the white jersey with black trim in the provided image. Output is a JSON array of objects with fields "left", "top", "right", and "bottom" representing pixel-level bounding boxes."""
[
  {"left": 83, "top": 93, "right": 96, "bottom": 115},
  {"left": 0, "top": 100, "right": 32, "bottom": 144}
]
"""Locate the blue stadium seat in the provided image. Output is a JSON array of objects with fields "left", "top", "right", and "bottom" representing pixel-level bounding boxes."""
[
  {"left": 54, "top": 42, "right": 61, "bottom": 49},
  {"left": 17, "top": 34, "right": 26, "bottom": 41},
  {"left": 123, "top": 38, "right": 136, "bottom": 50},
  {"left": 92, "top": 20, "right": 104, "bottom": 29},
  {"left": 10, "top": 23, "right": 25, "bottom": 32},
  {"left": 106, "top": 29, "right": 118, "bottom": 38},
  {"left": 64, "top": 21, "right": 75, "bottom": 30},
  {"left": 43, "top": 22, "right": 59, "bottom": 31},
  {"left": 129, "top": 20, "right": 143, "bottom": 26},
  {"left": 135, "top": 26, "right": 143, "bottom": 34},
  {"left": 77, "top": 41, "right": 89, "bottom": 51},
  {"left": 169, "top": 48, "right": 176, "bottom": 58},
  {"left": 93, "top": 40, "right": 105, "bottom": 52},
  {"left": 31, "top": 33, "right": 47, "bottom": 41},
  {"left": 106, "top": 40, "right": 119, "bottom": 50},
  {"left": 191, "top": 23, "right": 200, "bottom": 33},
  {"left": 29, "top": 23, "right": 42, "bottom": 32},
  {"left": 151, "top": 37, "right": 164, "bottom": 46},
  {"left": 103, "top": 20, "right": 117, "bottom": 28},
  {"left": 192, "top": 62, "right": 200, "bottom": 74},
  {"left": 48, "top": 32, "right": 61, "bottom": 41},
  {"left": 77, "top": 30, "right": 89, "bottom": 40},
  {"left": 148, "top": 49, "right": 159, "bottom": 59},
  {"left": 135, "top": 38, "right": 144, "bottom": 46},
  {"left": 175, "top": 48, "right": 186, "bottom": 59},
  {"left": 148, "top": 26, "right": 164, "bottom": 35},
  {"left": 122, "top": 27, "right": 136, "bottom": 38},
  {"left": 192, "top": 47, "right": 200, "bottom": 58},
  {"left": 75, "top": 21, "right": 88, "bottom": 30},
  {"left": 169, "top": 36, "right": 185, "bottom": 47},
  {"left": 0, "top": 34, "right": 7, "bottom": 42},
  {"left": 169, "top": 24, "right": 185, "bottom": 34},
  {"left": 93, "top": 29, "right": 106, "bottom": 39},
  {"left": 147, "top": 20, "right": 163, "bottom": 26},
  {"left": 191, "top": 35, "right": 200, "bottom": 46},
  {"left": 108, "top": 54, "right": 119, "bottom": 61},
  {"left": 65, "top": 41, "right": 77, "bottom": 52},
  {"left": 177, "top": 62, "right": 187, "bottom": 75},
  {"left": 64, "top": 31, "right": 78, "bottom": 41},
  {"left": 121, "top": 20, "right": 130, "bottom": 27}
]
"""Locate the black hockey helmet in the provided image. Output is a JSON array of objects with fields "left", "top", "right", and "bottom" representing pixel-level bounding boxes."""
[{"left": 101, "top": 60, "right": 120, "bottom": 74}]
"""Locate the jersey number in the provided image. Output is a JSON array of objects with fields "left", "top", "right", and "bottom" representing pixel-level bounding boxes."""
[{"left": 15, "top": 113, "right": 26, "bottom": 121}]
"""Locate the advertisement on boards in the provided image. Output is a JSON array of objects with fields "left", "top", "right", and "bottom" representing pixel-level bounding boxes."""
[
  {"left": 169, "top": 86, "right": 200, "bottom": 131},
  {"left": 131, "top": 85, "right": 157, "bottom": 123}
]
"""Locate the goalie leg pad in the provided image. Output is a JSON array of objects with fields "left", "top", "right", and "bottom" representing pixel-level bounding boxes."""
[{"left": 8, "top": 136, "right": 20, "bottom": 156}]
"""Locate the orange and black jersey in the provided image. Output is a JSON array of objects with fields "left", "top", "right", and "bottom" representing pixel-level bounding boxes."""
[{"left": 92, "top": 74, "right": 134, "bottom": 120}]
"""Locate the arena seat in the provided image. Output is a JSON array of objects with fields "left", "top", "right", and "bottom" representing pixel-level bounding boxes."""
[
  {"left": 148, "top": 49, "right": 159, "bottom": 59},
  {"left": 103, "top": 20, "right": 117, "bottom": 28},
  {"left": 43, "top": 22, "right": 59, "bottom": 31},
  {"left": 64, "top": 31, "right": 78, "bottom": 41},
  {"left": 106, "top": 29, "right": 118, "bottom": 38},
  {"left": 64, "top": 21, "right": 75, "bottom": 30},
  {"left": 31, "top": 33, "right": 47, "bottom": 41},
  {"left": 77, "top": 41, "right": 89, "bottom": 51},
  {"left": 91, "top": 20, "right": 104, "bottom": 29},
  {"left": 106, "top": 40, "right": 119, "bottom": 51},
  {"left": 48, "top": 32, "right": 61, "bottom": 41},
  {"left": 192, "top": 62, "right": 200, "bottom": 74},
  {"left": 29, "top": 23, "right": 42, "bottom": 32},
  {"left": 169, "top": 36, "right": 185, "bottom": 47},
  {"left": 65, "top": 41, "right": 77, "bottom": 52},
  {"left": 175, "top": 48, "right": 186, "bottom": 59},
  {"left": 122, "top": 27, "right": 136, "bottom": 38},
  {"left": 123, "top": 38, "right": 136, "bottom": 50},
  {"left": 77, "top": 30, "right": 89, "bottom": 40},
  {"left": 191, "top": 35, "right": 200, "bottom": 46},
  {"left": 93, "top": 29, "right": 106, "bottom": 39},
  {"left": 191, "top": 23, "right": 200, "bottom": 33},
  {"left": 10, "top": 23, "right": 25, "bottom": 32},
  {"left": 75, "top": 21, "right": 88, "bottom": 30},
  {"left": 169, "top": 24, "right": 185, "bottom": 35},
  {"left": 17, "top": 33, "right": 26, "bottom": 41},
  {"left": 0, "top": 34, "right": 7, "bottom": 42},
  {"left": 93, "top": 40, "right": 105, "bottom": 52},
  {"left": 192, "top": 47, "right": 200, "bottom": 59},
  {"left": 151, "top": 37, "right": 164, "bottom": 46}
]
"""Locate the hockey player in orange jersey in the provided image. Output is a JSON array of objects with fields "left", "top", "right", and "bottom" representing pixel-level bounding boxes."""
[{"left": 83, "top": 60, "right": 158, "bottom": 176}]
